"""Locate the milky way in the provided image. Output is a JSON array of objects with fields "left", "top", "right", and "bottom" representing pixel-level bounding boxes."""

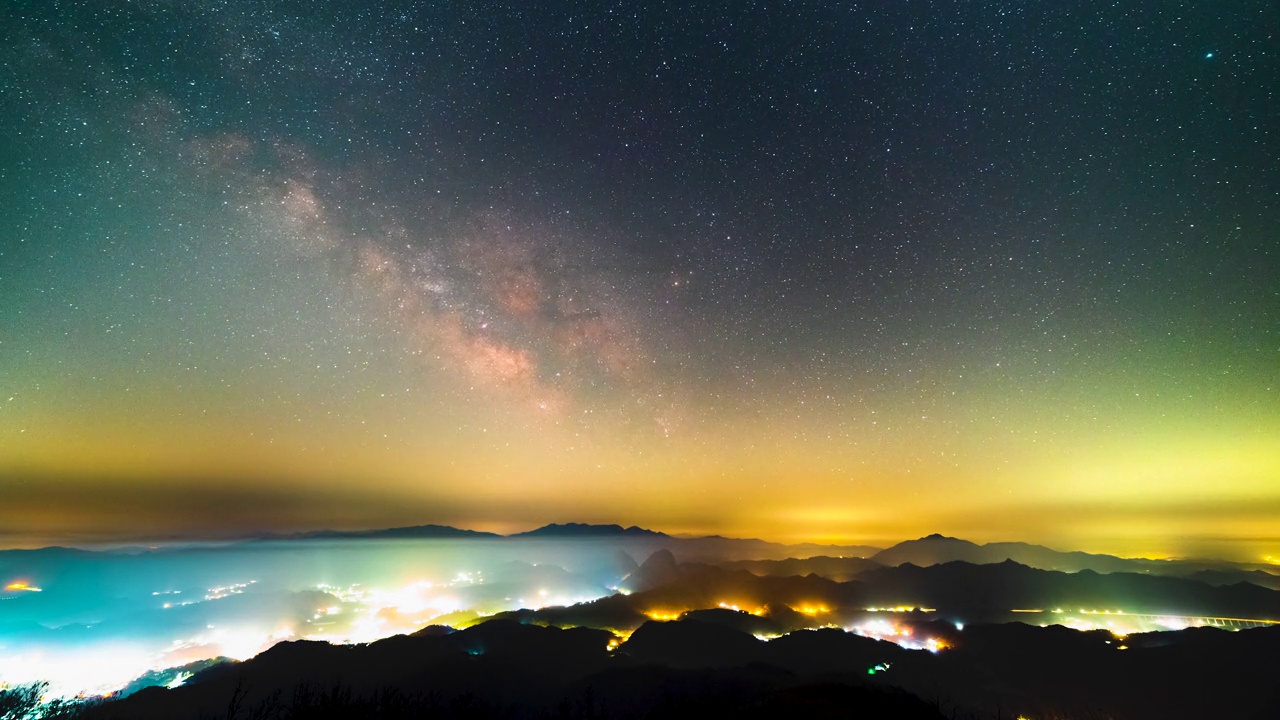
[{"left": 1, "top": 1, "right": 1277, "bottom": 557}]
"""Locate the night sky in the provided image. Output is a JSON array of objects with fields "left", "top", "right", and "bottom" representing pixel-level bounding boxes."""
[{"left": 2, "top": 1, "right": 1277, "bottom": 558}]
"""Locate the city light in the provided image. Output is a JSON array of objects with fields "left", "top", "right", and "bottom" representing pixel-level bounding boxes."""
[
  {"left": 644, "top": 610, "right": 684, "bottom": 621},
  {"left": 4, "top": 581, "right": 42, "bottom": 592},
  {"left": 791, "top": 603, "right": 830, "bottom": 616}
]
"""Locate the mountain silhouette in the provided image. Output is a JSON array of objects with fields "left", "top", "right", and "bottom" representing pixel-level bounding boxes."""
[
  {"left": 63, "top": 615, "right": 1280, "bottom": 720},
  {"left": 871, "top": 534, "right": 1169, "bottom": 573},
  {"left": 621, "top": 549, "right": 680, "bottom": 593},
  {"left": 69, "top": 619, "right": 950, "bottom": 720},
  {"left": 9, "top": 532, "right": 1280, "bottom": 719},
  {"left": 719, "top": 554, "right": 883, "bottom": 581},
  {"left": 507, "top": 554, "right": 1280, "bottom": 633},
  {"left": 288, "top": 524, "right": 502, "bottom": 540},
  {"left": 512, "top": 523, "right": 670, "bottom": 538}
]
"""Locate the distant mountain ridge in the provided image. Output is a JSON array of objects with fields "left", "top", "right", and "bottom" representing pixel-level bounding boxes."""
[
  {"left": 289, "top": 524, "right": 501, "bottom": 540},
  {"left": 719, "top": 555, "right": 884, "bottom": 581},
  {"left": 513, "top": 551, "right": 1280, "bottom": 631},
  {"left": 511, "top": 523, "right": 669, "bottom": 538},
  {"left": 8, "top": 528, "right": 1274, "bottom": 585},
  {"left": 871, "top": 534, "right": 1173, "bottom": 574}
]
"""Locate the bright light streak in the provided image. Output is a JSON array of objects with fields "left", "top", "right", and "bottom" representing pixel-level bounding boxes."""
[
  {"left": 4, "top": 581, "right": 42, "bottom": 592},
  {"left": 865, "top": 605, "right": 926, "bottom": 613}
]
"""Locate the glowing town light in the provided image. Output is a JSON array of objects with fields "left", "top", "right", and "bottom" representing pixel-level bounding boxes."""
[
  {"left": 792, "top": 604, "right": 830, "bottom": 616},
  {"left": 204, "top": 581, "right": 255, "bottom": 601},
  {"left": 4, "top": 581, "right": 42, "bottom": 592},
  {"left": 0, "top": 645, "right": 156, "bottom": 698},
  {"left": 644, "top": 610, "right": 683, "bottom": 621}
]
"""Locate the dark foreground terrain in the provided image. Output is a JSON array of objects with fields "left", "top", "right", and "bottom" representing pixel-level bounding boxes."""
[
  {"left": 6, "top": 536, "right": 1280, "bottom": 719},
  {"left": 11, "top": 615, "right": 1277, "bottom": 720}
]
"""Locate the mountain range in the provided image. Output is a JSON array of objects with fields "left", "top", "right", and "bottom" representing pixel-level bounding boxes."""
[{"left": 6, "top": 531, "right": 1280, "bottom": 720}]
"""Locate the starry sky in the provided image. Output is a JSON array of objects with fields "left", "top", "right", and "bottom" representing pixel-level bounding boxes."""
[{"left": 2, "top": 1, "right": 1277, "bottom": 559}]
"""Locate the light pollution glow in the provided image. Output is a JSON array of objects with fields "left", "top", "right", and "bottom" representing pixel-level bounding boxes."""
[
  {"left": 0, "top": 569, "right": 960, "bottom": 698},
  {"left": 4, "top": 534, "right": 1277, "bottom": 700}
]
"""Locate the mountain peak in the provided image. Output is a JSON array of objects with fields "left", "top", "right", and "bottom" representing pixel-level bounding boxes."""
[
  {"left": 513, "top": 523, "right": 668, "bottom": 538},
  {"left": 620, "top": 549, "right": 681, "bottom": 593}
]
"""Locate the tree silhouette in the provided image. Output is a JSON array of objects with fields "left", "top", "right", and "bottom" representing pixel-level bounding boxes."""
[{"left": 0, "top": 683, "right": 46, "bottom": 720}]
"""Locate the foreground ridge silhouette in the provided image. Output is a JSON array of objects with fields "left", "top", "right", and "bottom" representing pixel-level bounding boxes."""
[
  {"left": 65, "top": 619, "right": 947, "bottom": 720},
  {"left": 59, "top": 614, "right": 1280, "bottom": 719},
  {"left": 9, "top": 546, "right": 1280, "bottom": 719}
]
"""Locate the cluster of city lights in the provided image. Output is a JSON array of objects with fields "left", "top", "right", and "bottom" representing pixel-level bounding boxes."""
[
  {"left": 846, "top": 618, "right": 950, "bottom": 652},
  {"left": 4, "top": 580, "right": 43, "bottom": 593},
  {"left": 643, "top": 609, "right": 683, "bottom": 621},
  {"left": 790, "top": 603, "right": 830, "bottom": 616},
  {"left": 716, "top": 601, "right": 767, "bottom": 615},
  {"left": 203, "top": 581, "right": 256, "bottom": 602},
  {"left": 13, "top": 566, "right": 1279, "bottom": 706},
  {"left": 637, "top": 601, "right": 955, "bottom": 655}
]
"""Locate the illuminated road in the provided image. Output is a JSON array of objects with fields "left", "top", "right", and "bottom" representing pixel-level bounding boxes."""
[{"left": 1012, "top": 608, "right": 1280, "bottom": 631}]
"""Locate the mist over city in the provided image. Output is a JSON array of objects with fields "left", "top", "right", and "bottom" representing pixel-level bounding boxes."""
[{"left": 3, "top": 1, "right": 1277, "bottom": 718}]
